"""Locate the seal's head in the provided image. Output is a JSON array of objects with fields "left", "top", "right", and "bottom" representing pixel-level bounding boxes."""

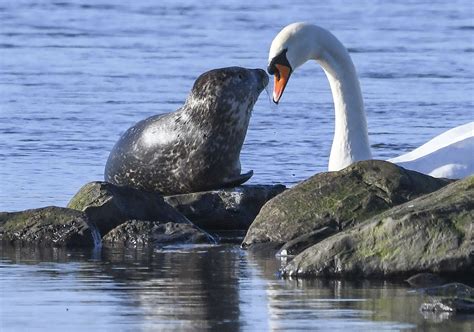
[{"left": 185, "top": 67, "right": 268, "bottom": 125}]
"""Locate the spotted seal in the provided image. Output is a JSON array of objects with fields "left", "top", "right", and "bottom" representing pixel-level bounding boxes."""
[{"left": 104, "top": 67, "right": 268, "bottom": 195}]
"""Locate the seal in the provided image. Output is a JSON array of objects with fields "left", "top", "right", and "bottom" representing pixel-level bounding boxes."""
[{"left": 104, "top": 66, "right": 268, "bottom": 195}]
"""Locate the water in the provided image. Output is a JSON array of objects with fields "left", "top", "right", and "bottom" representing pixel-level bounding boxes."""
[
  {"left": 2, "top": 245, "right": 473, "bottom": 332},
  {"left": 0, "top": 1, "right": 473, "bottom": 330},
  {"left": 1, "top": 0, "right": 473, "bottom": 211}
]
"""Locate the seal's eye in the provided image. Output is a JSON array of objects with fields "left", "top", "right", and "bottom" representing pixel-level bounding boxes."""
[{"left": 238, "top": 74, "right": 243, "bottom": 80}]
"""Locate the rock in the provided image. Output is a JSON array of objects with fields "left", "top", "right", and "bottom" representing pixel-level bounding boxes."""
[
  {"left": 102, "top": 219, "right": 215, "bottom": 248},
  {"left": 419, "top": 282, "right": 474, "bottom": 315},
  {"left": 405, "top": 273, "right": 445, "bottom": 287},
  {"left": 276, "top": 226, "right": 338, "bottom": 257},
  {"left": 419, "top": 283, "right": 474, "bottom": 298},
  {"left": 0, "top": 206, "right": 98, "bottom": 247},
  {"left": 419, "top": 283, "right": 474, "bottom": 314},
  {"left": 68, "top": 181, "right": 190, "bottom": 236},
  {"left": 420, "top": 298, "right": 474, "bottom": 313},
  {"left": 164, "top": 185, "right": 286, "bottom": 230},
  {"left": 242, "top": 160, "right": 450, "bottom": 248},
  {"left": 282, "top": 176, "right": 474, "bottom": 278}
]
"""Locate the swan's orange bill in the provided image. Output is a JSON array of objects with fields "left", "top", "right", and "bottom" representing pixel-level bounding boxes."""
[{"left": 273, "top": 64, "right": 291, "bottom": 104}]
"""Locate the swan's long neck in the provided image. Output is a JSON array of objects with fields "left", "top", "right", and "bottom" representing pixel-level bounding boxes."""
[{"left": 309, "top": 28, "right": 372, "bottom": 171}]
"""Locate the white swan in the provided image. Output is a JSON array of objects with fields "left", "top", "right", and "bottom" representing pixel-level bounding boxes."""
[{"left": 267, "top": 22, "right": 474, "bottom": 179}]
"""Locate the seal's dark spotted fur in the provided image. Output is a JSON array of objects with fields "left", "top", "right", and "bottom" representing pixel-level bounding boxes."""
[{"left": 105, "top": 67, "right": 268, "bottom": 195}]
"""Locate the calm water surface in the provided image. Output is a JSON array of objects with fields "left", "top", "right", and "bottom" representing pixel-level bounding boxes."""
[
  {"left": 2, "top": 244, "right": 473, "bottom": 332},
  {"left": 0, "top": 0, "right": 473, "bottom": 331}
]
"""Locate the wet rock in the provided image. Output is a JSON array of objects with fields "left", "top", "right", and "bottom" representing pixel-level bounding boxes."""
[
  {"left": 0, "top": 206, "right": 98, "bottom": 247},
  {"left": 68, "top": 181, "right": 190, "bottom": 236},
  {"left": 420, "top": 298, "right": 474, "bottom": 313},
  {"left": 419, "top": 283, "right": 474, "bottom": 314},
  {"left": 276, "top": 226, "right": 338, "bottom": 257},
  {"left": 282, "top": 176, "right": 473, "bottom": 278},
  {"left": 406, "top": 273, "right": 445, "bottom": 287},
  {"left": 164, "top": 185, "right": 286, "bottom": 230},
  {"left": 419, "top": 283, "right": 474, "bottom": 299},
  {"left": 102, "top": 219, "right": 215, "bottom": 248},
  {"left": 242, "top": 160, "right": 450, "bottom": 248}
]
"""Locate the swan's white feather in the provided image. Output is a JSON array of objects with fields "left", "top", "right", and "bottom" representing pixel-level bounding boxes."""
[
  {"left": 389, "top": 122, "right": 473, "bottom": 162},
  {"left": 270, "top": 23, "right": 474, "bottom": 179},
  {"left": 389, "top": 124, "right": 473, "bottom": 178}
]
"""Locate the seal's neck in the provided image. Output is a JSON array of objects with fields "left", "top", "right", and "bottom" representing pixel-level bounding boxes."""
[{"left": 183, "top": 95, "right": 252, "bottom": 140}]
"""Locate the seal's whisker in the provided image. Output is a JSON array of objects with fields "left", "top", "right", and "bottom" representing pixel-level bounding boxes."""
[{"left": 264, "top": 84, "right": 278, "bottom": 111}]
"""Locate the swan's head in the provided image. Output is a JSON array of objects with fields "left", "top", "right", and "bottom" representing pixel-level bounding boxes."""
[{"left": 268, "top": 22, "right": 321, "bottom": 103}]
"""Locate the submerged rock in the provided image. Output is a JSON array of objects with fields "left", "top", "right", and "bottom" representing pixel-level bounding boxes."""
[
  {"left": 164, "top": 185, "right": 286, "bottom": 230},
  {"left": 282, "top": 176, "right": 474, "bottom": 278},
  {"left": 68, "top": 181, "right": 190, "bottom": 236},
  {"left": 102, "top": 219, "right": 215, "bottom": 248},
  {"left": 0, "top": 206, "right": 98, "bottom": 247},
  {"left": 243, "top": 160, "right": 450, "bottom": 248}
]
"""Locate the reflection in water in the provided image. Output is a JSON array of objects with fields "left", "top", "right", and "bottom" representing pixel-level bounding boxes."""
[
  {"left": 102, "top": 245, "right": 243, "bottom": 331},
  {"left": 1, "top": 245, "right": 473, "bottom": 331}
]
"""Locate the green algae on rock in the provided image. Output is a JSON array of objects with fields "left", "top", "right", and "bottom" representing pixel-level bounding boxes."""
[
  {"left": 68, "top": 181, "right": 190, "bottom": 236},
  {"left": 242, "top": 160, "right": 450, "bottom": 249},
  {"left": 0, "top": 206, "right": 98, "bottom": 247},
  {"left": 282, "top": 176, "right": 474, "bottom": 278}
]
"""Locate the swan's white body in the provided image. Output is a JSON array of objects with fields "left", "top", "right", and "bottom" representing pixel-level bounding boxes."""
[
  {"left": 389, "top": 122, "right": 474, "bottom": 178},
  {"left": 268, "top": 23, "right": 474, "bottom": 179}
]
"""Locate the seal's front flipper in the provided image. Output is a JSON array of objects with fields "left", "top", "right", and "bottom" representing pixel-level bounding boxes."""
[{"left": 222, "top": 170, "right": 253, "bottom": 188}]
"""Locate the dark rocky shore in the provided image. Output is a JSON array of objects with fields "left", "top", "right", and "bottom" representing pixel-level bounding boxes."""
[
  {"left": 1, "top": 160, "right": 472, "bottom": 291},
  {"left": 241, "top": 160, "right": 472, "bottom": 279},
  {"left": 1, "top": 180, "right": 284, "bottom": 249}
]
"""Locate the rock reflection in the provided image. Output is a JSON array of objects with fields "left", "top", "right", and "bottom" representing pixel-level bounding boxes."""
[
  {"left": 1, "top": 244, "right": 243, "bottom": 331},
  {"left": 100, "top": 245, "right": 243, "bottom": 331},
  {"left": 1, "top": 245, "right": 473, "bottom": 331},
  {"left": 244, "top": 249, "right": 474, "bottom": 331}
]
